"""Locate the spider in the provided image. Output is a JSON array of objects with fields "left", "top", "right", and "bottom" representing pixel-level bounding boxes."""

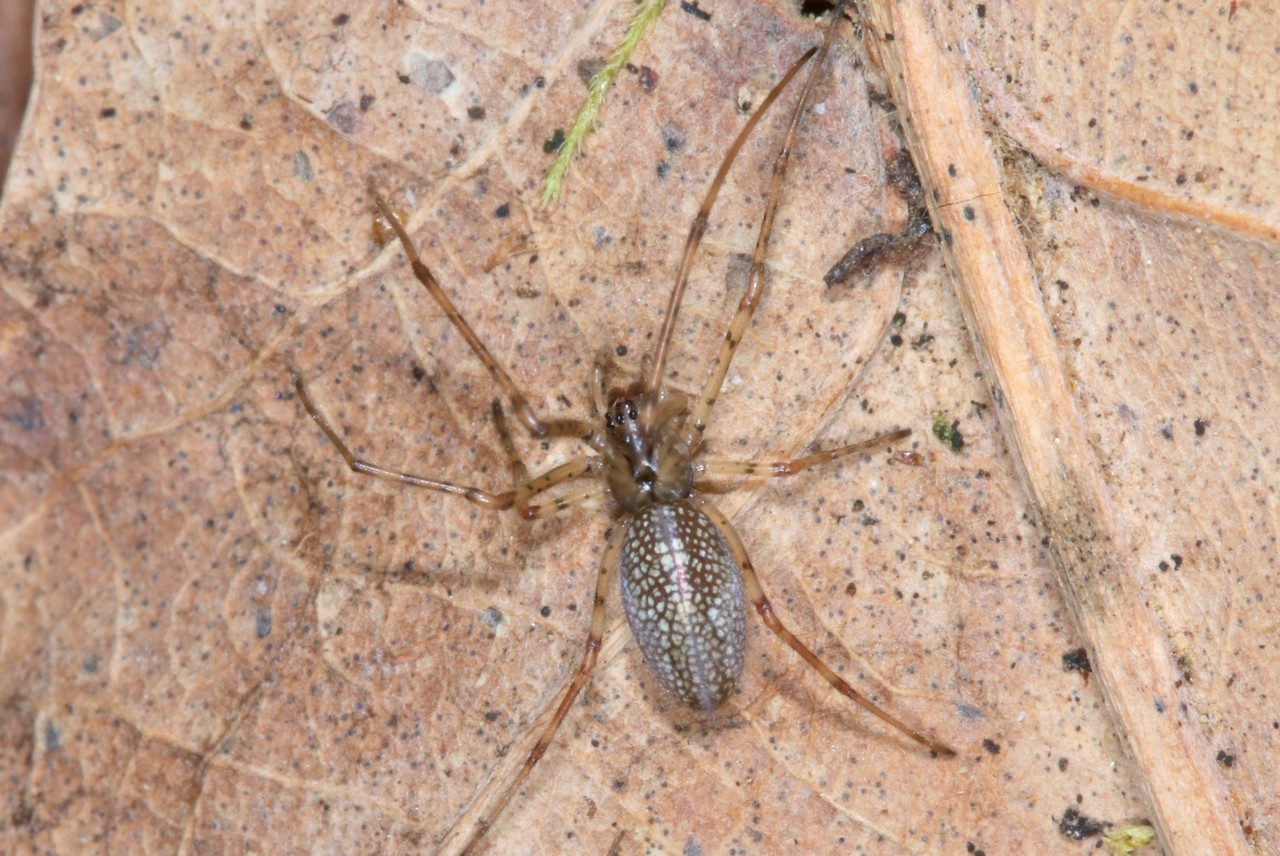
[{"left": 294, "top": 5, "right": 953, "bottom": 852}]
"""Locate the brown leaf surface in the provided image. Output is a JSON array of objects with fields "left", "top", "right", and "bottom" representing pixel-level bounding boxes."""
[{"left": 2, "top": 0, "right": 1269, "bottom": 854}]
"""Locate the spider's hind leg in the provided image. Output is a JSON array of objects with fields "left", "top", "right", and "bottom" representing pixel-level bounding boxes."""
[
  {"left": 452, "top": 523, "right": 627, "bottom": 854},
  {"left": 694, "top": 496, "right": 956, "bottom": 758}
]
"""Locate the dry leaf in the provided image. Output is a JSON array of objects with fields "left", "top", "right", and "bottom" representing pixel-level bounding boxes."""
[{"left": 3, "top": 1, "right": 1272, "bottom": 854}]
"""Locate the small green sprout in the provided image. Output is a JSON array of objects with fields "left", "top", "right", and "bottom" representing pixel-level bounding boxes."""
[
  {"left": 932, "top": 411, "right": 965, "bottom": 452},
  {"left": 543, "top": 0, "right": 667, "bottom": 206}
]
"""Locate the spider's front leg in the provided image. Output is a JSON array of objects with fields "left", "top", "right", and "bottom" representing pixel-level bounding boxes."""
[{"left": 293, "top": 374, "right": 599, "bottom": 518}]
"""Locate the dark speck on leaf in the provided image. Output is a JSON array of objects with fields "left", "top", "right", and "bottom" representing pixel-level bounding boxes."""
[
  {"left": 325, "top": 101, "right": 361, "bottom": 135},
  {"left": 254, "top": 607, "right": 272, "bottom": 639},
  {"left": 662, "top": 125, "right": 685, "bottom": 152}
]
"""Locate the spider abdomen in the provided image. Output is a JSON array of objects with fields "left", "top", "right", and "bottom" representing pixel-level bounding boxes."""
[{"left": 619, "top": 500, "right": 747, "bottom": 710}]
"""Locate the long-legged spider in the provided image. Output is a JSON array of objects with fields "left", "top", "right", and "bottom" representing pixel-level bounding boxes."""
[{"left": 294, "top": 5, "right": 954, "bottom": 852}]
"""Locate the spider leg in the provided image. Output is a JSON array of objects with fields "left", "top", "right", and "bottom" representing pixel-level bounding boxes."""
[
  {"left": 488, "top": 398, "right": 605, "bottom": 519},
  {"left": 295, "top": 374, "right": 595, "bottom": 514},
  {"left": 521, "top": 485, "right": 611, "bottom": 520},
  {"left": 694, "top": 428, "right": 910, "bottom": 480},
  {"left": 456, "top": 523, "right": 627, "bottom": 854},
  {"left": 693, "top": 496, "right": 956, "bottom": 757},
  {"left": 684, "top": 4, "right": 847, "bottom": 450},
  {"left": 591, "top": 349, "right": 613, "bottom": 418},
  {"left": 641, "top": 43, "right": 819, "bottom": 400},
  {"left": 370, "top": 193, "right": 596, "bottom": 443}
]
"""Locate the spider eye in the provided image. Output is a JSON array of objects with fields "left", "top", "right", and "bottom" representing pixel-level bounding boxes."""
[{"left": 628, "top": 404, "right": 637, "bottom": 420}]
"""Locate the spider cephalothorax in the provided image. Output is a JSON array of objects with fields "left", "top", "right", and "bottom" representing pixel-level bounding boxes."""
[{"left": 600, "top": 388, "right": 693, "bottom": 513}]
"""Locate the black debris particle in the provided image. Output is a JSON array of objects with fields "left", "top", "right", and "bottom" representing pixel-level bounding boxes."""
[
  {"left": 680, "top": 1, "right": 712, "bottom": 21},
  {"left": 1058, "top": 807, "right": 1106, "bottom": 840},
  {"left": 543, "top": 128, "right": 566, "bottom": 154},
  {"left": 981, "top": 738, "right": 1000, "bottom": 755},
  {"left": 1062, "top": 647, "right": 1091, "bottom": 676},
  {"left": 1216, "top": 750, "right": 1235, "bottom": 768}
]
